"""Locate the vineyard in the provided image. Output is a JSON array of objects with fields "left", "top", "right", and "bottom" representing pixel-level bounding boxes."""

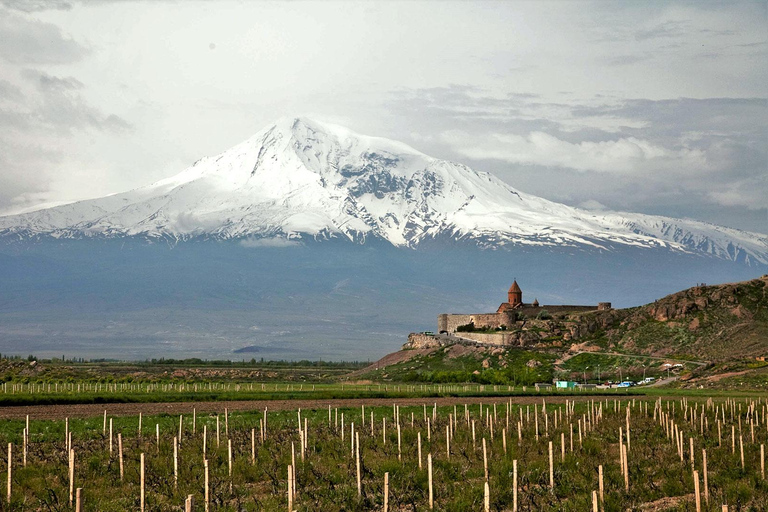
[{"left": 1, "top": 393, "right": 767, "bottom": 511}]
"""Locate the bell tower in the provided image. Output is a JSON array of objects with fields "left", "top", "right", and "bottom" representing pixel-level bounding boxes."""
[{"left": 508, "top": 280, "right": 522, "bottom": 306}]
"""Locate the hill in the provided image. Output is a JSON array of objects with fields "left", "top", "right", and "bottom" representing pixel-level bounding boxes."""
[{"left": 351, "top": 276, "right": 768, "bottom": 385}]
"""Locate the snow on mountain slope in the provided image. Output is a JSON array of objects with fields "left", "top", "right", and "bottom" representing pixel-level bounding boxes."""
[{"left": 1, "top": 117, "right": 767, "bottom": 264}]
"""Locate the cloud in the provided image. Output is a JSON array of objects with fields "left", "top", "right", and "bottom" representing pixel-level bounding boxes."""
[
  {"left": 0, "top": 10, "right": 87, "bottom": 64},
  {"left": 634, "top": 20, "right": 688, "bottom": 41},
  {"left": 384, "top": 85, "right": 767, "bottom": 232},
  {"left": 1, "top": 0, "right": 72, "bottom": 12},
  {"left": 0, "top": 79, "right": 24, "bottom": 101},
  {"left": 440, "top": 130, "right": 706, "bottom": 174},
  {"left": 239, "top": 237, "right": 302, "bottom": 248},
  {"left": 578, "top": 199, "right": 608, "bottom": 211},
  {"left": 707, "top": 175, "right": 768, "bottom": 211},
  {"left": 606, "top": 54, "right": 654, "bottom": 67},
  {"left": 1, "top": 69, "right": 134, "bottom": 135}
]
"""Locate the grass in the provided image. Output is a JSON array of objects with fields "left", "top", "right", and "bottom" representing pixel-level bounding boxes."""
[
  {"left": 557, "top": 353, "right": 698, "bottom": 383},
  {"left": 357, "top": 346, "right": 557, "bottom": 385}
]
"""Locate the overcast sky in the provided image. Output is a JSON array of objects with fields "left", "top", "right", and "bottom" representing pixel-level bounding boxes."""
[{"left": 0, "top": 0, "right": 766, "bottom": 233}]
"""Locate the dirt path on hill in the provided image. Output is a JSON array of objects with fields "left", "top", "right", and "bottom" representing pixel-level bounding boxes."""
[{"left": 0, "top": 395, "right": 626, "bottom": 421}]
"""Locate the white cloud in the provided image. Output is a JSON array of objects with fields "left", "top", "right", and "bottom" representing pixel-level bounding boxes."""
[
  {"left": 239, "top": 237, "right": 302, "bottom": 248},
  {"left": 440, "top": 130, "right": 707, "bottom": 174},
  {"left": 578, "top": 199, "right": 608, "bottom": 211},
  {"left": 707, "top": 178, "right": 768, "bottom": 211}
]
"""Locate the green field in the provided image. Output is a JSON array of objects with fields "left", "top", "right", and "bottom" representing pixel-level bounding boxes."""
[{"left": 2, "top": 395, "right": 767, "bottom": 510}]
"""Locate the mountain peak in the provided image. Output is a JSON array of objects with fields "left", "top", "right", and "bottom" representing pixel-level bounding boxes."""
[{"left": 0, "top": 118, "right": 766, "bottom": 265}]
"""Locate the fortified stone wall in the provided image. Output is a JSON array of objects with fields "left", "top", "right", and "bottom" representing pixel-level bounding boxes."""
[
  {"left": 519, "top": 305, "right": 598, "bottom": 316},
  {"left": 439, "top": 306, "right": 598, "bottom": 333},
  {"left": 452, "top": 332, "right": 517, "bottom": 346},
  {"left": 438, "top": 314, "right": 473, "bottom": 333}
]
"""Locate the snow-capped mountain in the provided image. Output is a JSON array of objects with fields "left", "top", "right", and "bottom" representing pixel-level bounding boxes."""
[{"left": 1, "top": 117, "right": 767, "bottom": 264}]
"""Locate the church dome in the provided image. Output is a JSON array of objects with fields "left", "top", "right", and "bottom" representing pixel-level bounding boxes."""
[
  {"left": 533, "top": 298, "right": 539, "bottom": 307},
  {"left": 508, "top": 280, "right": 522, "bottom": 293}
]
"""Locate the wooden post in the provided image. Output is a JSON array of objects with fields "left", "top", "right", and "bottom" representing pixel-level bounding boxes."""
[
  {"left": 592, "top": 490, "right": 598, "bottom": 512},
  {"left": 503, "top": 428, "right": 507, "bottom": 455},
  {"left": 428, "top": 453, "right": 433, "bottom": 509},
  {"left": 598, "top": 464, "right": 604, "bottom": 503},
  {"left": 512, "top": 459, "right": 518, "bottom": 512},
  {"left": 156, "top": 423, "right": 160, "bottom": 453},
  {"left": 291, "top": 442, "right": 296, "bottom": 495},
  {"left": 204, "top": 459, "right": 209, "bottom": 512},
  {"left": 251, "top": 428, "right": 256, "bottom": 465},
  {"left": 139, "top": 412, "right": 142, "bottom": 438},
  {"left": 193, "top": 408, "right": 196, "bottom": 434},
  {"left": 287, "top": 465, "right": 293, "bottom": 512},
  {"left": 693, "top": 470, "right": 701, "bottom": 512},
  {"left": 140, "top": 452, "right": 145, "bottom": 512},
  {"left": 418, "top": 432, "right": 422, "bottom": 469},
  {"left": 118, "top": 433, "right": 124, "bottom": 481},
  {"left": 561, "top": 432, "right": 565, "bottom": 462},
  {"left": 548, "top": 441, "right": 554, "bottom": 490},
  {"left": 216, "top": 415, "right": 220, "bottom": 448},
  {"left": 75, "top": 487, "right": 82, "bottom": 512},
  {"left": 356, "top": 432, "right": 361, "bottom": 496},
  {"left": 185, "top": 494, "right": 194, "bottom": 512},
  {"left": 484, "top": 481, "right": 490, "bottom": 512},
  {"left": 689, "top": 437, "right": 694, "bottom": 470},
  {"left": 397, "top": 422, "right": 402, "bottom": 461},
  {"left": 228, "top": 439, "right": 233, "bottom": 492},
  {"left": 109, "top": 418, "right": 113, "bottom": 456},
  {"left": 6, "top": 443, "right": 11, "bottom": 505},
  {"left": 446, "top": 426, "right": 450, "bottom": 459},
  {"left": 174, "top": 436, "right": 179, "bottom": 489},
  {"left": 740, "top": 435, "right": 745, "bottom": 470},
  {"left": 703, "top": 449, "right": 709, "bottom": 504},
  {"left": 384, "top": 472, "right": 389, "bottom": 512},
  {"left": 483, "top": 438, "right": 489, "bottom": 481},
  {"left": 761, "top": 444, "right": 765, "bottom": 480},
  {"left": 622, "top": 443, "right": 629, "bottom": 492},
  {"left": 69, "top": 448, "right": 75, "bottom": 507}
]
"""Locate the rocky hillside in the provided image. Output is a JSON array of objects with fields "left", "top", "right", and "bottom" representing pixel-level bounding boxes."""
[
  {"left": 405, "top": 276, "right": 768, "bottom": 362},
  {"left": 579, "top": 275, "right": 768, "bottom": 361},
  {"left": 359, "top": 275, "right": 768, "bottom": 384}
]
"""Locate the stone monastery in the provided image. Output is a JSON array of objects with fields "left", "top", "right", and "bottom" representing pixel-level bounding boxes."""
[{"left": 438, "top": 280, "right": 612, "bottom": 334}]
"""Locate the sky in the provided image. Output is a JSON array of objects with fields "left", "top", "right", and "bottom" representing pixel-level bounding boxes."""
[{"left": 0, "top": 0, "right": 766, "bottom": 234}]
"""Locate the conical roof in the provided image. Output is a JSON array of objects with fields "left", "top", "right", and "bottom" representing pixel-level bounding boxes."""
[{"left": 509, "top": 280, "right": 522, "bottom": 293}]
